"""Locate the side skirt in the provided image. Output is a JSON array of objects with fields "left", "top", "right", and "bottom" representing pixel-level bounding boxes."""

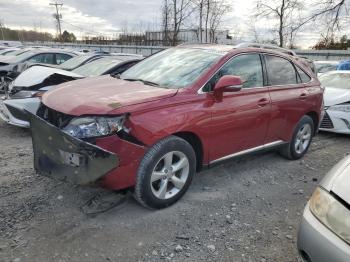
[{"left": 209, "top": 140, "right": 286, "bottom": 167}]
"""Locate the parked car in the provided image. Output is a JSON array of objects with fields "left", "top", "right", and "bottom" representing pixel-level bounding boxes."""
[
  {"left": 0, "top": 55, "right": 142, "bottom": 128},
  {"left": 0, "top": 48, "right": 20, "bottom": 56},
  {"left": 315, "top": 61, "right": 340, "bottom": 76},
  {"left": 0, "top": 49, "right": 78, "bottom": 92},
  {"left": 28, "top": 45, "right": 323, "bottom": 209},
  {"left": 297, "top": 155, "right": 350, "bottom": 262},
  {"left": 337, "top": 60, "right": 350, "bottom": 71},
  {"left": 319, "top": 71, "right": 350, "bottom": 134}
]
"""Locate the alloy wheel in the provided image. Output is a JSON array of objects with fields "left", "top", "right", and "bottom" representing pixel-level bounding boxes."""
[
  {"left": 294, "top": 123, "right": 312, "bottom": 154},
  {"left": 150, "top": 151, "right": 190, "bottom": 200}
]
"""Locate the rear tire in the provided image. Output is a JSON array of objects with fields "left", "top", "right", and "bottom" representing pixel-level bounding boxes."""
[
  {"left": 279, "top": 115, "right": 314, "bottom": 160},
  {"left": 134, "top": 136, "right": 196, "bottom": 209}
]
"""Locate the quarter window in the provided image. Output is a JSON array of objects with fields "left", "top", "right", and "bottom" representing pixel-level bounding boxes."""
[
  {"left": 265, "top": 55, "right": 298, "bottom": 85},
  {"left": 296, "top": 67, "right": 311, "bottom": 83},
  {"left": 203, "top": 54, "right": 264, "bottom": 92}
]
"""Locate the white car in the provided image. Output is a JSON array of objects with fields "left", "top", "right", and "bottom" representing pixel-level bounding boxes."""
[
  {"left": 314, "top": 61, "right": 339, "bottom": 76},
  {"left": 319, "top": 71, "right": 350, "bottom": 134}
]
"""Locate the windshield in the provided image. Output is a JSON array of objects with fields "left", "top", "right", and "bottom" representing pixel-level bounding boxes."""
[
  {"left": 120, "top": 48, "right": 224, "bottom": 89},
  {"left": 72, "top": 57, "right": 122, "bottom": 76},
  {"left": 319, "top": 73, "right": 350, "bottom": 89},
  {"left": 315, "top": 62, "right": 338, "bottom": 74},
  {"left": 59, "top": 55, "right": 94, "bottom": 70}
]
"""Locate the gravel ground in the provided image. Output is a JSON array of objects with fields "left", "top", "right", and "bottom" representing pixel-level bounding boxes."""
[{"left": 0, "top": 119, "right": 349, "bottom": 262}]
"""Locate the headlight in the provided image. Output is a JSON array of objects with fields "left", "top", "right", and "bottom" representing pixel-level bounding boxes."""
[
  {"left": 11, "top": 90, "right": 44, "bottom": 99},
  {"left": 309, "top": 187, "right": 350, "bottom": 244},
  {"left": 62, "top": 115, "right": 126, "bottom": 139},
  {"left": 328, "top": 104, "right": 350, "bottom": 112}
]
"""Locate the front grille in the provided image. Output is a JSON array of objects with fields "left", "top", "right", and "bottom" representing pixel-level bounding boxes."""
[
  {"left": 37, "top": 104, "right": 74, "bottom": 128},
  {"left": 6, "top": 104, "right": 29, "bottom": 122},
  {"left": 320, "top": 112, "right": 334, "bottom": 129}
]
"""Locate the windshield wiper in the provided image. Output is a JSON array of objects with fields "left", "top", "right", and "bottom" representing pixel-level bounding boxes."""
[{"left": 123, "top": 78, "right": 160, "bottom": 87}]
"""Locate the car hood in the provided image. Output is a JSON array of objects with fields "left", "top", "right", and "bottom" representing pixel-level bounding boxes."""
[
  {"left": 321, "top": 155, "right": 350, "bottom": 204},
  {"left": 12, "top": 66, "right": 83, "bottom": 89},
  {"left": 324, "top": 87, "right": 350, "bottom": 107},
  {"left": 42, "top": 75, "right": 178, "bottom": 116}
]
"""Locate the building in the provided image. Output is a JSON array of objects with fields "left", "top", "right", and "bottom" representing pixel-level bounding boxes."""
[{"left": 145, "top": 29, "right": 233, "bottom": 46}]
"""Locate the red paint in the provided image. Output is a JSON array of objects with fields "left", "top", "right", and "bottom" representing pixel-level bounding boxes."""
[{"left": 42, "top": 46, "right": 323, "bottom": 190}]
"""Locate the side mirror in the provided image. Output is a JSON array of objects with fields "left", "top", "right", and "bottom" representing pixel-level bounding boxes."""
[{"left": 214, "top": 75, "right": 243, "bottom": 93}]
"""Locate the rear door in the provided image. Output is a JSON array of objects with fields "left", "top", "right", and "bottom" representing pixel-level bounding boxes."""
[
  {"left": 204, "top": 53, "right": 272, "bottom": 163},
  {"left": 263, "top": 54, "right": 309, "bottom": 143}
]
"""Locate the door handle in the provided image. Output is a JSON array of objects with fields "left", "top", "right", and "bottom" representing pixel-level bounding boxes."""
[
  {"left": 300, "top": 93, "right": 307, "bottom": 100},
  {"left": 257, "top": 98, "right": 269, "bottom": 107}
]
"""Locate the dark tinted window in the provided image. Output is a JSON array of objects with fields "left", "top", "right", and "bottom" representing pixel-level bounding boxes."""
[
  {"left": 110, "top": 61, "right": 138, "bottom": 75},
  {"left": 56, "top": 53, "right": 73, "bottom": 65},
  {"left": 28, "top": 53, "right": 55, "bottom": 64},
  {"left": 296, "top": 67, "right": 311, "bottom": 83},
  {"left": 265, "top": 55, "right": 298, "bottom": 85},
  {"left": 203, "top": 54, "right": 263, "bottom": 92}
]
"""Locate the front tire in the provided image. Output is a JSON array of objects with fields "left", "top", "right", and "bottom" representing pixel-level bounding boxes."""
[
  {"left": 134, "top": 136, "right": 196, "bottom": 209},
  {"left": 279, "top": 115, "right": 314, "bottom": 160}
]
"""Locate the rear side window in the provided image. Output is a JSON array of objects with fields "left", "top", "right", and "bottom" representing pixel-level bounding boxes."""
[
  {"left": 265, "top": 55, "right": 298, "bottom": 86},
  {"left": 28, "top": 53, "right": 55, "bottom": 64},
  {"left": 56, "top": 53, "right": 73, "bottom": 65},
  {"left": 296, "top": 67, "right": 311, "bottom": 83},
  {"left": 203, "top": 54, "right": 264, "bottom": 92}
]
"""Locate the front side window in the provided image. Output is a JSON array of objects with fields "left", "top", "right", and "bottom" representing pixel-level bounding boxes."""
[
  {"left": 265, "top": 55, "right": 298, "bottom": 86},
  {"left": 55, "top": 53, "right": 73, "bottom": 65},
  {"left": 28, "top": 53, "right": 55, "bottom": 64},
  {"left": 203, "top": 54, "right": 264, "bottom": 92}
]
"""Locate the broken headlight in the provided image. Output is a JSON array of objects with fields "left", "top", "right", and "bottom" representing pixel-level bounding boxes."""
[
  {"left": 62, "top": 115, "right": 126, "bottom": 139},
  {"left": 10, "top": 90, "right": 44, "bottom": 99},
  {"left": 309, "top": 187, "right": 350, "bottom": 244},
  {"left": 328, "top": 104, "right": 350, "bottom": 113}
]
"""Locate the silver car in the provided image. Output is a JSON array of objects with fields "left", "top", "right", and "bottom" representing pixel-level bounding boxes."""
[{"left": 297, "top": 155, "right": 350, "bottom": 262}]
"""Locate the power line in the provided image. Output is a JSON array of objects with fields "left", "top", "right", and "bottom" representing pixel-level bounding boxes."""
[{"left": 50, "top": 1, "right": 63, "bottom": 37}]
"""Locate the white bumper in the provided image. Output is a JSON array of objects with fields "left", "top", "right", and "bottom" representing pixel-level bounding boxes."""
[{"left": 320, "top": 109, "right": 350, "bottom": 134}]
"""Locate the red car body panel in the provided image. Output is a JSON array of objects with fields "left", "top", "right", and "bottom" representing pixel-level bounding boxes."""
[{"left": 41, "top": 46, "right": 324, "bottom": 190}]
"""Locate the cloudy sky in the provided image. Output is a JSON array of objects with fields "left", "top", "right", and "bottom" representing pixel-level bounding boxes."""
[{"left": 0, "top": 0, "right": 347, "bottom": 48}]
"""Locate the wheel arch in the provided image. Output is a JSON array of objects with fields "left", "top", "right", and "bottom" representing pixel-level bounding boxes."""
[
  {"left": 172, "top": 131, "right": 204, "bottom": 172},
  {"left": 305, "top": 111, "right": 319, "bottom": 135}
]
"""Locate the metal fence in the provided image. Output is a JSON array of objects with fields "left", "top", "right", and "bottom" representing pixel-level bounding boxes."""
[{"left": 25, "top": 42, "right": 350, "bottom": 60}]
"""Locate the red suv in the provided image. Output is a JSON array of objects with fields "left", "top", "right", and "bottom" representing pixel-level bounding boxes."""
[{"left": 29, "top": 45, "right": 323, "bottom": 209}]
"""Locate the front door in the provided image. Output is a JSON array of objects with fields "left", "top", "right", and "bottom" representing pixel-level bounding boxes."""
[{"left": 202, "top": 53, "right": 272, "bottom": 163}]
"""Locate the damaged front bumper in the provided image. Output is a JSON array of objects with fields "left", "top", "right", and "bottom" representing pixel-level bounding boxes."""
[{"left": 28, "top": 111, "right": 119, "bottom": 185}]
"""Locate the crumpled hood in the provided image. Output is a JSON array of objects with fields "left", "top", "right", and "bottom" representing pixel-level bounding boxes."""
[
  {"left": 324, "top": 87, "right": 350, "bottom": 107},
  {"left": 321, "top": 155, "right": 350, "bottom": 204},
  {"left": 42, "top": 75, "right": 178, "bottom": 115},
  {"left": 12, "top": 66, "right": 83, "bottom": 89}
]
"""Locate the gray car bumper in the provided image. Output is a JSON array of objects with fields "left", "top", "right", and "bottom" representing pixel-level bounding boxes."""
[
  {"left": 297, "top": 203, "right": 350, "bottom": 262},
  {"left": 28, "top": 111, "right": 119, "bottom": 185}
]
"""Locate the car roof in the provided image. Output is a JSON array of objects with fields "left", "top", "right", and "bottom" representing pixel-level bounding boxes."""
[
  {"left": 315, "top": 61, "right": 339, "bottom": 64},
  {"left": 320, "top": 70, "right": 350, "bottom": 75},
  {"left": 176, "top": 43, "right": 299, "bottom": 59}
]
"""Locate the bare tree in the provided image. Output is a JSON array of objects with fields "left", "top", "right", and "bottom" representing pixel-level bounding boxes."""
[
  {"left": 208, "top": 1, "right": 231, "bottom": 43},
  {"left": 192, "top": 0, "right": 231, "bottom": 43},
  {"left": 255, "top": 0, "right": 303, "bottom": 47},
  {"left": 161, "top": 0, "right": 193, "bottom": 45}
]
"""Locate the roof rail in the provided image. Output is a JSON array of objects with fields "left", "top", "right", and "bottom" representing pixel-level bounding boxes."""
[{"left": 234, "top": 42, "right": 297, "bottom": 56}]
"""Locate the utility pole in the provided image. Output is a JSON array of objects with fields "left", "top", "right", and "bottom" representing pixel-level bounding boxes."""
[{"left": 50, "top": 1, "right": 63, "bottom": 39}]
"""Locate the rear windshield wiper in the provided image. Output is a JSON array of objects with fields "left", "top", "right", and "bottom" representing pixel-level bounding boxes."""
[{"left": 123, "top": 78, "right": 160, "bottom": 87}]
